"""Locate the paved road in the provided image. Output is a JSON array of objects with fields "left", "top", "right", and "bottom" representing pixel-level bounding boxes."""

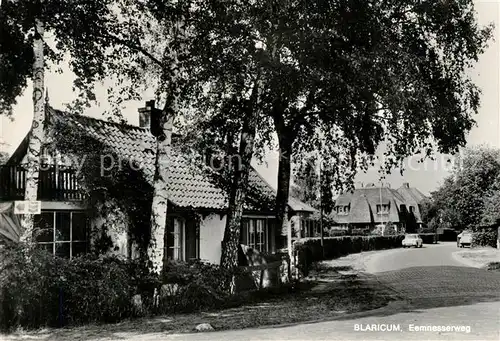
[
  {"left": 364, "top": 241, "right": 464, "bottom": 273},
  {"left": 166, "top": 243, "right": 500, "bottom": 341}
]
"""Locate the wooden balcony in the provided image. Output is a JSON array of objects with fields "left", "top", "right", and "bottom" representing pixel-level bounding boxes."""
[{"left": 0, "top": 165, "right": 84, "bottom": 201}]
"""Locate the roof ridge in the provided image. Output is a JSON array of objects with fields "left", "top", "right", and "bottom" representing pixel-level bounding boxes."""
[{"left": 49, "top": 106, "right": 150, "bottom": 132}]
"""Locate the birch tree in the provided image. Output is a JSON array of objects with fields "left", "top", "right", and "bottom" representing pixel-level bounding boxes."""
[
  {"left": 1, "top": 1, "right": 195, "bottom": 268},
  {"left": 19, "top": 18, "right": 45, "bottom": 242}
]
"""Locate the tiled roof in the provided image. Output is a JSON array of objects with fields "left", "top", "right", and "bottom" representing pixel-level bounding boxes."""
[{"left": 46, "top": 107, "right": 314, "bottom": 213}]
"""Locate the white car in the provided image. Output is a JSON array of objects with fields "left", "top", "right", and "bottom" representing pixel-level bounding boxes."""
[
  {"left": 457, "top": 231, "right": 472, "bottom": 248},
  {"left": 402, "top": 234, "right": 423, "bottom": 248}
]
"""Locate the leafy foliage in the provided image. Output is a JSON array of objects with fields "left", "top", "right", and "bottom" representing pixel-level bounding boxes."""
[
  {"left": 0, "top": 245, "right": 258, "bottom": 331},
  {"left": 471, "top": 230, "right": 498, "bottom": 248},
  {"left": 290, "top": 156, "right": 320, "bottom": 208},
  {"left": 0, "top": 245, "right": 139, "bottom": 331},
  {"left": 425, "top": 146, "right": 500, "bottom": 230},
  {"left": 481, "top": 176, "right": 500, "bottom": 227},
  {"left": 261, "top": 0, "right": 493, "bottom": 205},
  {"left": 0, "top": 151, "right": 9, "bottom": 165}
]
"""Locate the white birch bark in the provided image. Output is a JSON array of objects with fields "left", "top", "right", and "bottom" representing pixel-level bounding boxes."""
[
  {"left": 147, "top": 21, "right": 185, "bottom": 272},
  {"left": 148, "top": 113, "right": 173, "bottom": 272},
  {"left": 20, "top": 19, "right": 45, "bottom": 243}
]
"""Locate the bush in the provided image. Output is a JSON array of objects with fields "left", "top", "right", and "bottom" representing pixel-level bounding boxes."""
[
  {"left": 0, "top": 245, "right": 149, "bottom": 331},
  {"left": 487, "top": 262, "right": 500, "bottom": 271},
  {"left": 471, "top": 230, "right": 498, "bottom": 248},
  {"left": 293, "top": 235, "right": 405, "bottom": 276},
  {"left": 0, "top": 245, "right": 281, "bottom": 331},
  {"left": 157, "top": 259, "right": 253, "bottom": 314}
]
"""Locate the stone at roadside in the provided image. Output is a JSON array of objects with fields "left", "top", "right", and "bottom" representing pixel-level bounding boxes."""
[{"left": 195, "top": 323, "right": 214, "bottom": 332}]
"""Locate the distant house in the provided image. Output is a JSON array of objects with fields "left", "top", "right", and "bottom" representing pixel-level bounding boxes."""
[
  {"left": 0, "top": 103, "right": 315, "bottom": 264},
  {"left": 331, "top": 183, "right": 427, "bottom": 233}
]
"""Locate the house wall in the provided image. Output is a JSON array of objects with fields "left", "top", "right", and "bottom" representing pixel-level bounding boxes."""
[
  {"left": 199, "top": 213, "right": 226, "bottom": 264},
  {"left": 90, "top": 201, "right": 130, "bottom": 258}
]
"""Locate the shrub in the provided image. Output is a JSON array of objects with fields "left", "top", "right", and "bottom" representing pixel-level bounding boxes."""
[
  {"left": 158, "top": 260, "right": 245, "bottom": 314},
  {"left": 293, "top": 235, "right": 405, "bottom": 276},
  {"left": 487, "top": 262, "right": 500, "bottom": 271},
  {"left": 471, "top": 230, "right": 498, "bottom": 248},
  {"left": 0, "top": 245, "right": 155, "bottom": 331}
]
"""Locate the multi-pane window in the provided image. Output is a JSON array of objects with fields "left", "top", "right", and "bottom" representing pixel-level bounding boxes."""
[
  {"left": 34, "top": 211, "right": 88, "bottom": 258},
  {"left": 241, "top": 218, "right": 271, "bottom": 252},
  {"left": 376, "top": 204, "right": 390, "bottom": 215},
  {"left": 336, "top": 206, "right": 350, "bottom": 215},
  {"left": 166, "top": 217, "right": 184, "bottom": 261}
]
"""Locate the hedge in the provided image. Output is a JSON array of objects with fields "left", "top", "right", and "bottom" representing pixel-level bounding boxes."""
[
  {"left": 418, "top": 233, "right": 438, "bottom": 244},
  {"left": 471, "top": 230, "right": 498, "bottom": 248},
  {"left": 438, "top": 229, "right": 458, "bottom": 242},
  {"left": 293, "top": 235, "right": 405, "bottom": 276}
]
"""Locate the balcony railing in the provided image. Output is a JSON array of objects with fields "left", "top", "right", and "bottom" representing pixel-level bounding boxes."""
[{"left": 0, "top": 165, "right": 84, "bottom": 201}]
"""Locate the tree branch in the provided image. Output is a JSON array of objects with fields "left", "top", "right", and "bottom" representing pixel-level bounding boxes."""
[{"left": 98, "top": 33, "right": 164, "bottom": 69}]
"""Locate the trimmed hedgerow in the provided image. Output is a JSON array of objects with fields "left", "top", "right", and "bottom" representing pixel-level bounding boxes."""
[
  {"left": 293, "top": 235, "right": 405, "bottom": 276},
  {"left": 418, "top": 233, "right": 437, "bottom": 244}
]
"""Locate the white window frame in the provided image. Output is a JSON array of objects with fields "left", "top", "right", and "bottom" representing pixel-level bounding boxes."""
[
  {"left": 243, "top": 218, "right": 269, "bottom": 253},
  {"left": 168, "top": 217, "right": 185, "bottom": 261}
]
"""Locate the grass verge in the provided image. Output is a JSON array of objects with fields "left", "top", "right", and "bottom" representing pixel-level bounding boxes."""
[{"left": 454, "top": 247, "right": 500, "bottom": 268}]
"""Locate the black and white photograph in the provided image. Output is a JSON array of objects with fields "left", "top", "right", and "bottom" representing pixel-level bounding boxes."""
[{"left": 0, "top": 0, "right": 499, "bottom": 340}]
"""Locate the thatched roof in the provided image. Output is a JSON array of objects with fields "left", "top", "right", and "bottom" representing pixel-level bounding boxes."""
[{"left": 331, "top": 183, "right": 427, "bottom": 225}]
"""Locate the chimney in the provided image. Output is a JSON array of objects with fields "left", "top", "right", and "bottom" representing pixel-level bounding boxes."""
[
  {"left": 138, "top": 100, "right": 154, "bottom": 129},
  {"left": 138, "top": 100, "right": 163, "bottom": 137},
  {"left": 402, "top": 182, "right": 410, "bottom": 189}
]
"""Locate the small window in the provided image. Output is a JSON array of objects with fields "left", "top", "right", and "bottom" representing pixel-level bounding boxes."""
[
  {"left": 376, "top": 204, "right": 389, "bottom": 215},
  {"left": 167, "top": 217, "right": 184, "bottom": 261},
  {"left": 409, "top": 206, "right": 415, "bottom": 213},
  {"left": 241, "top": 218, "right": 269, "bottom": 252},
  {"left": 336, "top": 206, "right": 349, "bottom": 215}
]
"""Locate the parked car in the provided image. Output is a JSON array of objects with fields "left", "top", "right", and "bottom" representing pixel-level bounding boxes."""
[
  {"left": 457, "top": 231, "right": 472, "bottom": 248},
  {"left": 402, "top": 234, "right": 423, "bottom": 248}
]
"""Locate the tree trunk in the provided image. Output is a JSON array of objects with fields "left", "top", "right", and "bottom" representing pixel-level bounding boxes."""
[
  {"left": 20, "top": 19, "right": 45, "bottom": 243},
  {"left": 275, "top": 136, "right": 293, "bottom": 259},
  {"left": 148, "top": 20, "right": 185, "bottom": 273},
  {"left": 220, "top": 77, "right": 261, "bottom": 271},
  {"left": 148, "top": 108, "right": 173, "bottom": 272}
]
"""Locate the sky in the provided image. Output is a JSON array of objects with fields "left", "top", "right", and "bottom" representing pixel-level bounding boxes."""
[{"left": 1, "top": 0, "right": 499, "bottom": 196}]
